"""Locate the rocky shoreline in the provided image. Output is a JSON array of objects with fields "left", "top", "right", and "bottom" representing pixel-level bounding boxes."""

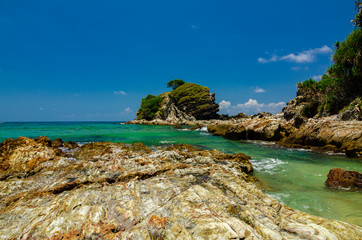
[
  {"left": 0, "top": 136, "right": 361, "bottom": 239},
  {"left": 127, "top": 114, "right": 362, "bottom": 158}
]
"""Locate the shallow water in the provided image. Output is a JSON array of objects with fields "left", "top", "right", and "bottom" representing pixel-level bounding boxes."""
[{"left": 1, "top": 122, "right": 361, "bottom": 226}]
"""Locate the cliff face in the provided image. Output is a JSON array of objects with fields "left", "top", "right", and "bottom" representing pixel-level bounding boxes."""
[
  {"left": 168, "top": 83, "right": 219, "bottom": 120},
  {"left": 137, "top": 83, "right": 219, "bottom": 122},
  {"left": 1, "top": 137, "right": 362, "bottom": 239}
]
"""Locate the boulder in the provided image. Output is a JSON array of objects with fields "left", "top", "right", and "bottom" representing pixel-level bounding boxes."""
[{"left": 325, "top": 168, "right": 362, "bottom": 189}]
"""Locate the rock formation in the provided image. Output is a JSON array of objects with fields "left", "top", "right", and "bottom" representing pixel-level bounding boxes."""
[
  {"left": 136, "top": 82, "right": 219, "bottom": 122},
  {"left": 325, "top": 168, "right": 362, "bottom": 189},
  {"left": 1, "top": 137, "right": 361, "bottom": 239}
]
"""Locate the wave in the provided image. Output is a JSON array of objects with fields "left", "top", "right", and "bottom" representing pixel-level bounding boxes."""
[{"left": 250, "top": 158, "right": 286, "bottom": 174}]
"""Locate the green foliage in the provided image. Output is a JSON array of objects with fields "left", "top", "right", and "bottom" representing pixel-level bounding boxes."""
[
  {"left": 167, "top": 79, "right": 185, "bottom": 90},
  {"left": 136, "top": 95, "right": 163, "bottom": 120},
  {"left": 169, "top": 83, "right": 210, "bottom": 106},
  {"left": 297, "top": 28, "right": 362, "bottom": 117},
  {"left": 353, "top": 0, "right": 362, "bottom": 28}
]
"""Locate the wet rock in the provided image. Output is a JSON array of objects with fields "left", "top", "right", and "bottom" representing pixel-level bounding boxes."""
[
  {"left": 0, "top": 138, "right": 361, "bottom": 239},
  {"left": 325, "top": 168, "right": 362, "bottom": 189},
  {"left": 52, "top": 138, "right": 64, "bottom": 147},
  {"left": 63, "top": 141, "right": 79, "bottom": 149}
]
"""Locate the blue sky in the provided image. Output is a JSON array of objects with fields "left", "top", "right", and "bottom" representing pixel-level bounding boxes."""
[{"left": 0, "top": 0, "right": 355, "bottom": 121}]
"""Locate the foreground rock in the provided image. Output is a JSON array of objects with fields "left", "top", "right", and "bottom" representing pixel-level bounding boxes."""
[
  {"left": 325, "top": 168, "right": 362, "bottom": 189},
  {"left": 0, "top": 137, "right": 361, "bottom": 239}
]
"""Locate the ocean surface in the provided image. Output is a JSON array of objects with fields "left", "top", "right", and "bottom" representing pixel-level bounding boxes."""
[{"left": 0, "top": 121, "right": 361, "bottom": 226}]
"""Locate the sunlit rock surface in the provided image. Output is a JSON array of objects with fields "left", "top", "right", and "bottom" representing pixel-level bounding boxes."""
[
  {"left": 0, "top": 137, "right": 361, "bottom": 239},
  {"left": 325, "top": 168, "right": 362, "bottom": 189}
]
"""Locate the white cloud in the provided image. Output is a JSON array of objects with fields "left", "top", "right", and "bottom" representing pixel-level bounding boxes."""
[
  {"left": 312, "top": 75, "right": 322, "bottom": 80},
  {"left": 280, "top": 52, "right": 314, "bottom": 63},
  {"left": 257, "top": 55, "right": 278, "bottom": 63},
  {"left": 219, "top": 99, "right": 285, "bottom": 115},
  {"left": 114, "top": 90, "right": 127, "bottom": 95},
  {"left": 219, "top": 100, "right": 231, "bottom": 110},
  {"left": 39, "top": 107, "right": 44, "bottom": 111},
  {"left": 254, "top": 87, "right": 266, "bottom": 93},
  {"left": 124, "top": 107, "right": 131, "bottom": 113},
  {"left": 258, "top": 45, "right": 332, "bottom": 64}
]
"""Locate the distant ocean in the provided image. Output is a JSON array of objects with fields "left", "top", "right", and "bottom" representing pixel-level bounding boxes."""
[{"left": 1, "top": 121, "right": 361, "bottom": 226}]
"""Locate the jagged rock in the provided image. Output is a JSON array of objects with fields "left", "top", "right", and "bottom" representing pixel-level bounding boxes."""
[
  {"left": 336, "top": 100, "right": 362, "bottom": 121},
  {"left": 0, "top": 137, "right": 57, "bottom": 177},
  {"left": 52, "top": 138, "right": 64, "bottom": 147},
  {"left": 0, "top": 137, "right": 361, "bottom": 239},
  {"left": 154, "top": 92, "right": 196, "bottom": 122},
  {"left": 63, "top": 141, "right": 79, "bottom": 149},
  {"left": 207, "top": 118, "right": 287, "bottom": 141},
  {"left": 281, "top": 118, "right": 362, "bottom": 156},
  {"left": 325, "top": 168, "right": 362, "bottom": 189},
  {"left": 34, "top": 136, "right": 52, "bottom": 147}
]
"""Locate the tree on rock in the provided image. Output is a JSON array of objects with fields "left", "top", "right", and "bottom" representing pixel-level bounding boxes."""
[
  {"left": 136, "top": 95, "right": 163, "bottom": 120},
  {"left": 167, "top": 79, "right": 185, "bottom": 90}
]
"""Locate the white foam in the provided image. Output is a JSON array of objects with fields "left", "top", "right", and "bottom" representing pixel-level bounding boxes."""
[
  {"left": 160, "top": 140, "right": 175, "bottom": 144},
  {"left": 251, "top": 158, "right": 286, "bottom": 174},
  {"left": 195, "top": 126, "right": 208, "bottom": 132},
  {"left": 179, "top": 129, "right": 190, "bottom": 131}
]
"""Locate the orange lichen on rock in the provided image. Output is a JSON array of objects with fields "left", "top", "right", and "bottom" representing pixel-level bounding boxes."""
[{"left": 148, "top": 215, "right": 169, "bottom": 229}]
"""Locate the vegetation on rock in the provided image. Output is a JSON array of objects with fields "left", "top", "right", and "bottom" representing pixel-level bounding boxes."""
[
  {"left": 296, "top": 2, "right": 362, "bottom": 118},
  {"left": 136, "top": 94, "right": 163, "bottom": 120},
  {"left": 169, "top": 82, "right": 219, "bottom": 119},
  {"left": 136, "top": 82, "right": 219, "bottom": 121}
]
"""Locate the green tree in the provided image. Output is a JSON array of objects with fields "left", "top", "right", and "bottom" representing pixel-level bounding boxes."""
[
  {"left": 136, "top": 95, "right": 163, "bottom": 120},
  {"left": 167, "top": 79, "right": 185, "bottom": 90},
  {"left": 353, "top": 0, "right": 362, "bottom": 29},
  {"left": 297, "top": 1, "right": 362, "bottom": 116}
]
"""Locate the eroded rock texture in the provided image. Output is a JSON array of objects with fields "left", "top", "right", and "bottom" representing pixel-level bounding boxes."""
[
  {"left": 325, "top": 168, "right": 362, "bottom": 189},
  {"left": 0, "top": 137, "right": 361, "bottom": 239}
]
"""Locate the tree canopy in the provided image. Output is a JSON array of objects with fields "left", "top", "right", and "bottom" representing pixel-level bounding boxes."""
[
  {"left": 167, "top": 79, "right": 185, "bottom": 90},
  {"left": 297, "top": 1, "right": 362, "bottom": 117}
]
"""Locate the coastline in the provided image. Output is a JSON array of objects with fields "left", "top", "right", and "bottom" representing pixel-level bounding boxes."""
[
  {"left": 126, "top": 115, "right": 362, "bottom": 158},
  {"left": 1, "top": 136, "right": 361, "bottom": 239}
]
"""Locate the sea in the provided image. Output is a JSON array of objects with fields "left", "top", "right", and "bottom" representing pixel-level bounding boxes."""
[{"left": 0, "top": 121, "right": 361, "bottom": 226}]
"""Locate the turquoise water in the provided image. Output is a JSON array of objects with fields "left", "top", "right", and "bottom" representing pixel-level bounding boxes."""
[{"left": 0, "top": 122, "right": 361, "bottom": 226}]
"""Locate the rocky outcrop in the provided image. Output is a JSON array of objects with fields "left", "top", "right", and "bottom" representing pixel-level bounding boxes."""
[
  {"left": 168, "top": 83, "right": 219, "bottom": 120},
  {"left": 281, "top": 118, "right": 362, "bottom": 156},
  {"left": 1, "top": 137, "right": 361, "bottom": 239},
  {"left": 137, "top": 82, "right": 219, "bottom": 122},
  {"left": 127, "top": 115, "right": 362, "bottom": 157},
  {"left": 206, "top": 117, "right": 288, "bottom": 141},
  {"left": 325, "top": 168, "right": 362, "bottom": 189},
  {"left": 154, "top": 92, "right": 196, "bottom": 122}
]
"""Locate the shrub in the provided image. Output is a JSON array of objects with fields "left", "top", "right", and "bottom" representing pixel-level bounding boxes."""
[
  {"left": 169, "top": 83, "right": 210, "bottom": 106},
  {"left": 136, "top": 95, "right": 163, "bottom": 120}
]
